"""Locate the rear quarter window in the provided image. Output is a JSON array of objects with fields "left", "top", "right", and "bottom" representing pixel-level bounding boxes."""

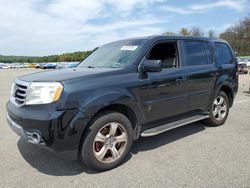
[{"left": 215, "top": 43, "right": 234, "bottom": 65}]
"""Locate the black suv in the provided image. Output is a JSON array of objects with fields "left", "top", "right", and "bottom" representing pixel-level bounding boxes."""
[{"left": 6, "top": 36, "right": 238, "bottom": 171}]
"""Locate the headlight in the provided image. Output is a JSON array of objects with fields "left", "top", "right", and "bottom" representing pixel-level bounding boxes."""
[{"left": 25, "top": 82, "right": 63, "bottom": 105}]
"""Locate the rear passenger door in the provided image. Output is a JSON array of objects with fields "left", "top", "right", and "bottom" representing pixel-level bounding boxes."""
[{"left": 182, "top": 40, "right": 217, "bottom": 112}]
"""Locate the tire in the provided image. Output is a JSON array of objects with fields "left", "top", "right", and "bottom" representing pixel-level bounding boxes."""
[
  {"left": 79, "top": 112, "right": 133, "bottom": 171},
  {"left": 205, "top": 91, "right": 229, "bottom": 127}
]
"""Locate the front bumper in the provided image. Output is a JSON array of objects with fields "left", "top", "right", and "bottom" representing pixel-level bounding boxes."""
[
  {"left": 7, "top": 113, "right": 45, "bottom": 145},
  {"left": 6, "top": 101, "right": 89, "bottom": 159}
]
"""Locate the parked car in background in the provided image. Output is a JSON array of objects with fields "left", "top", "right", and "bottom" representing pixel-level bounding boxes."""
[
  {"left": 42, "top": 63, "right": 57, "bottom": 69},
  {"left": 28, "top": 63, "right": 37, "bottom": 68},
  {"left": 35, "top": 63, "right": 42, "bottom": 69},
  {"left": 238, "top": 57, "right": 250, "bottom": 67},
  {"left": 12, "top": 63, "right": 24, "bottom": 69},
  {"left": 23, "top": 63, "right": 29, "bottom": 68},
  {"left": 1, "top": 64, "right": 10, "bottom": 69},
  {"left": 65, "top": 62, "right": 79, "bottom": 68},
  {"left": 238, "top": 63, "right": 249, "bottom": 74},
  {"left": 56, "top": 62, "right": 79, "bottom": 69}
]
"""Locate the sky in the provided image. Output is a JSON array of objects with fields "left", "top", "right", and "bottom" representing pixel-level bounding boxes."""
[{"left": 0, "top": 0, "right": 249, "bottom": 56}]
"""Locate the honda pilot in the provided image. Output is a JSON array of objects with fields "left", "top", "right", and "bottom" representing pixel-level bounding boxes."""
[{"left": 6, "top": 36, "right": 238, "bottom": 171}]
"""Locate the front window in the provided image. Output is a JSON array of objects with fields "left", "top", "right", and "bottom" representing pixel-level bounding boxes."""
[{"left": 78, "top": 39, "right": 145, "bottom": 68}]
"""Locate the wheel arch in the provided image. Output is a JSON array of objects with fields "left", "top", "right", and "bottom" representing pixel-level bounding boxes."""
[
  {"left": 77, "top": 93, "right": 144, "bottom": 154},
  {"left": 219, "top": 85, "right": 234, "bottom": 107},
  {"left": 215, "top": 84, "right": 234, "bottom": 107},
  {"left": 88, "top": 103, "right": 139, "bottom": 129}
]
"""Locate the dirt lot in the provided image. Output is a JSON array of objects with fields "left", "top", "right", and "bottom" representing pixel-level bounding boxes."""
[{"left": 0, "top": 69, "right": 250, "bottom": 188}]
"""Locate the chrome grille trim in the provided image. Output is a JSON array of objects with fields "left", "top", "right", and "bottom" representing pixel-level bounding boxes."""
[{"left": 10, "top": 79, "right": 31, "bottom": 107}]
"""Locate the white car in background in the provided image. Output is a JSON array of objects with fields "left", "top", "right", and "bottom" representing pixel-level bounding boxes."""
[
  {"left": 0, "top": 64, "right": 10, "bottom": 69},
  {"left": 246, "top": 59, "right": 250, "bottom": 67},
  {"left": 12, "top": 63, "right": 23, "bottom": 68},
  {"left": 23, "top": 63, "right": 29, "bottom": 68},
  {"left": 238, "top": 57, "right": 250, "bottom": 67}
]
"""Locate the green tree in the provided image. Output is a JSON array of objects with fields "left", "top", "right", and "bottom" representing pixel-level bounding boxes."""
[
  {"left": 220, "top": 15, "right": 250, "bottom": 56},
  {"left": 179, "top": 28, "right": 190, "bottom": 35}
]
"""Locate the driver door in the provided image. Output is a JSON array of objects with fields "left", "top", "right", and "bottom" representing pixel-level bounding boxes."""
[{"left": 139, "top": 40, "right": 188, "bottom": 123}]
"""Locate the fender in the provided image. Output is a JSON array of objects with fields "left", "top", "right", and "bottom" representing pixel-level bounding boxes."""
[
  {"left": 78, "top": 89, "right": 145, "bottom": 125},
  {"left": 212, "top": 74, "right": 235, "bottom": 106}
]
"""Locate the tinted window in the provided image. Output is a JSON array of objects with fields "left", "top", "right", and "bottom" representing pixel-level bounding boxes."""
[
  {"left": 184, "top": 41, "right": 212, "bottom": 66},
  {"left": 215, "top": 43, "right": 233, "bottom": 65}
]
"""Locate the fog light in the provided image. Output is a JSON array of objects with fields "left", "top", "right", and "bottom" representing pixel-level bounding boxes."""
[{"left": 31, "top": 132, "right": 41, "bottom": 144}]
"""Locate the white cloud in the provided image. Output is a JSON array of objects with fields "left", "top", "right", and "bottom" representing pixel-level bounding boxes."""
[
  {"left": 190, "top": 0, "right": 246, "bottom": 11},
  {"left": 162, "top": 0, "right": 247, "bottom": 14}
]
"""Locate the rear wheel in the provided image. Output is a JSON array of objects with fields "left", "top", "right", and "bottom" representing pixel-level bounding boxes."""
[
  {"left": 206, "top": 91, "right": 229, "bottom": 126},
  {"left": 79, "top": 112, "right": 133, "bottom": 171}
]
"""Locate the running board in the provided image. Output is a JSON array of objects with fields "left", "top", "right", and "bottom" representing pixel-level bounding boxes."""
[{"left": 141, "top": 115, "right": 209, "bottom": 137}]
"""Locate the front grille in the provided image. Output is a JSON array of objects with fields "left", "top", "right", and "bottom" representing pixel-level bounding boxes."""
[{"left": 14, "top": 83, "right": 28, "bottom": 105}]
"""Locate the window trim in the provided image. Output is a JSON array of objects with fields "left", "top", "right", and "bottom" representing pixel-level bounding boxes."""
[{"left": 204, "top": 42, "right": 215, "bottom": 64}]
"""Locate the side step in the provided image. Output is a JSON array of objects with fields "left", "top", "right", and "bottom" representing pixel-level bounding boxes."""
[{"left": 141, "top": 114, "right": 209, "bottom": 137}]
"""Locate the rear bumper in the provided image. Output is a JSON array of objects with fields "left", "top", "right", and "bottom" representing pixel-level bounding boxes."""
[{"left": 6, "top": 101, "right": 90, "bottom": 160}]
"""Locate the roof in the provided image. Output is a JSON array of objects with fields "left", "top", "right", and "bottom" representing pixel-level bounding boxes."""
[
  {"left": 146, "top": 35, "right": 227, "bottom": 43},
  {"left": 105, "top": 35, "right": 228, "bottom": 46}
]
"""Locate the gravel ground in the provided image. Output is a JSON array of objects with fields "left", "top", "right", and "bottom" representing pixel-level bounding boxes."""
[{"left": 0, "top": 69, "right": 250, "bottom": 188}]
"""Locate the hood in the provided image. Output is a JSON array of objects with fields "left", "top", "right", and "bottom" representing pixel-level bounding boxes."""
[{"left": 18, "top": 68, "right": 119, "bottom": 82}]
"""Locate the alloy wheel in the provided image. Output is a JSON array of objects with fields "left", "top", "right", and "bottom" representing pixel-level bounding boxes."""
[
  {"left": 212, "top": 96, "right": 227, "bottom": 121},
  {"left": 93, "top": 122, "right": 128, "bottom": 164}
]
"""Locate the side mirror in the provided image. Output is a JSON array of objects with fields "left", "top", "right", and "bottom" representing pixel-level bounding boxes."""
[{"left": 141, "top": 59, "right": 162, "bottom": 72}]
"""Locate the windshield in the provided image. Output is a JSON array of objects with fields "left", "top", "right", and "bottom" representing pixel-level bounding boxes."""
[{"left": 78, "top": 39, "right": 145, "bottom": 68}]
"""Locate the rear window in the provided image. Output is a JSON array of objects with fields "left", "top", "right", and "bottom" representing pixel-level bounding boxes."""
[
  {"left": 183, "top": 41, "right": 213, "bottom": 66},
  {"left": 215, "top": 43, "right": 234, "bottom": 65}
]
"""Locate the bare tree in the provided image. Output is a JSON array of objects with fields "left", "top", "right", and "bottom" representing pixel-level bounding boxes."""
[
  {"left": 208, "top": 29, "right": 217, "bottom": 38},
  {"left": 190, "top": 26, "right": 204, "bottom": 36}
]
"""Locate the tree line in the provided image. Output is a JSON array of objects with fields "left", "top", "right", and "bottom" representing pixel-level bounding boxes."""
[{"left": 0, "top": 48, "right": 97, "bottom": 63}]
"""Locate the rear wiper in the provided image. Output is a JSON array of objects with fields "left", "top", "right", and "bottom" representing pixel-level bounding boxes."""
[{"left": 87, "top": 66, "right": 95, "bottom": 69}]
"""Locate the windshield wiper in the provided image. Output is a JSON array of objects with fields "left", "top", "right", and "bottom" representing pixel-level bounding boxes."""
[{"left": 87, "top": 66, "right": 95, "bottom": 69}]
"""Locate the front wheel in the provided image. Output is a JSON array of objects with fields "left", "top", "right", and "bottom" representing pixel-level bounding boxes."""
[
  {"left": 79, "top": 112, "right": 133, "bottom": 171},
  {"left": 206, "top": 91, "right": 229, "bottom": 126}
]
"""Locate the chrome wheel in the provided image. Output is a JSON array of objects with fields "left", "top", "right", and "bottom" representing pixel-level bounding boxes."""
[
  {"left": 93, "top": 122, "right": 128, "bottom": 164},
  {"left": 212, "top": 96, "right": 227, "bottom": 121}
]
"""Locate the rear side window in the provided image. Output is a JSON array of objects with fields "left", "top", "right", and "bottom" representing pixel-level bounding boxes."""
[
  {"left": 215, "top": 43, "right": 234, "bottom": 65},
  {"left": 183, "top": 41, "right": 213, "bottom": 66}
]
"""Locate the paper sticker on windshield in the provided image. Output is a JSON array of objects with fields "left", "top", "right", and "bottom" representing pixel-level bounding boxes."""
[{"left": 120, "top": 46, "right": 138, "bottom": 51}]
